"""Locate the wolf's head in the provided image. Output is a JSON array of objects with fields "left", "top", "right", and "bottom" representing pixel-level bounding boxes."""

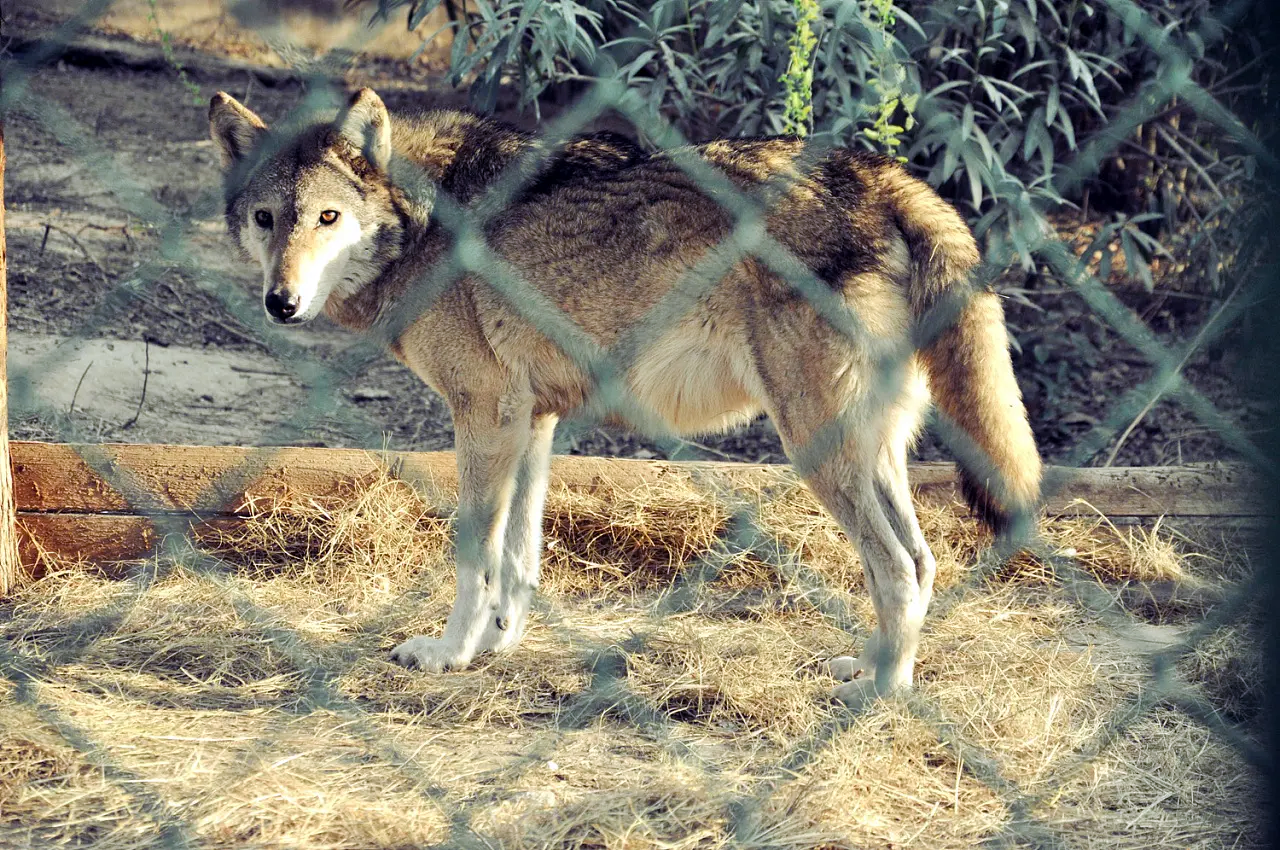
[{"left": 209, "top": 88, "right": 427, "bottom": 325}]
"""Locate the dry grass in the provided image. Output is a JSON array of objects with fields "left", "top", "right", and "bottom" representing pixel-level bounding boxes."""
[
  {"left": 771, "top": 708, "right": 1009, "bottom": 848},
  {"left": 540, "top": 475, "right": 733, "bottom": 596},
  {"left": 625, "top": 615, "right": 846, "bottom": 742},
  {"left": 0, "top": 466, "right": 1262, "bottom": 848}
]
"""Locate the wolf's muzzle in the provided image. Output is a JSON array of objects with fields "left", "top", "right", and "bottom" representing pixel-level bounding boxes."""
[{"left": 264, "top": 289, "right": 303, "bottom": 324}]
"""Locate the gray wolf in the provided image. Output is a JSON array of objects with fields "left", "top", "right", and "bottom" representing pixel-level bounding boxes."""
[{"left": 209, "top": 87, "right": 1042, "bottom": 705}]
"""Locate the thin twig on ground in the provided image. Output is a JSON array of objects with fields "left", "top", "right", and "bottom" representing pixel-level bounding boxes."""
[
  {"left": 68, "top": 361, "right": 93, "bottom": 417},
  {"left": 121, "top": 338, "right": 149, "bottom": 430},
  {"left": 40, "top": 222, "right": 110, "bottom": 285}
]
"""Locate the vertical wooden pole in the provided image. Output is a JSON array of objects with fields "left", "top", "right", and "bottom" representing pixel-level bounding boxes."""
[{"left": 0, "top": 122, "right": 23, "bottom": 594}]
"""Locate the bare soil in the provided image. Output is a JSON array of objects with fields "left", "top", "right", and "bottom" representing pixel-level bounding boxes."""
[{"left": 0, "top": 1, "right": 1260, "bottom": 467}]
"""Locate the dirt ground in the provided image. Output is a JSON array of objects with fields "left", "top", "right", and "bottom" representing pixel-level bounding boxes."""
[{"left": 0, "top": 1, "right": 1262, "bottom": 466}]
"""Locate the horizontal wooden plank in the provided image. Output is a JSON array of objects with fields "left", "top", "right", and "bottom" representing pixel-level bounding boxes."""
[
  {"left": 17, "top": 513, "right": 158, "bottom": 578},
  {"left": 10, "top": 442, "right": 462, "bottom": 515},
  {"left": 1038, "top": 463, "right": 1261, "bottom": 519},
  {"left": 15, "top": 513, "right": 244, "bottom": 580},
  {"left": 4, "top": 442, "right": 1263, "bottom": 576},
  {"left": 9, "top": 442, "right": 1260, "bottom": 520}
]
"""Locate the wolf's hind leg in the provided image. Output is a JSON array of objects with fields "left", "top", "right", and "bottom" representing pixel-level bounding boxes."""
[
  {"left": 390, "top": 388, "right": 532, "bottom": 672},
  {"left": 755, "top": 319, "right": 927, "bottom": 707},
  {"left": 827, "top": 370, "right": 934, "bottom": 686},
  {"left": 826, "top": 447, "right": 936, "bottom": 688},
  {"left": 480, "top": 414, "right": 556, "bottom": 654},
  {"left": 798, "top": 443, "right": 927, "bottom": 708}
]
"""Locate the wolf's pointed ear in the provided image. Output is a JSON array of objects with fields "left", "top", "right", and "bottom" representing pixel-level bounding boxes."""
[
  {"left": 336, "top": 88, "right": 392, "bottom": 173},
  {"left": 209, "top": 92, "right": 267, "bottom": 169}
]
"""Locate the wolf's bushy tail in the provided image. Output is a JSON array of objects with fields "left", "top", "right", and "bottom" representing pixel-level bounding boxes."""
[{"left": 881, "top": 168, "right": 1043, "bottom": 535}]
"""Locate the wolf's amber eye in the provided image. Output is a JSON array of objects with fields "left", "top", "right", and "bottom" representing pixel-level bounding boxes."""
[
  {"left": 253, "top": 210, "right": 273, "bottom": 229},
  {"left": 318, "top": 210, "right": 340, "bottom": 226}
]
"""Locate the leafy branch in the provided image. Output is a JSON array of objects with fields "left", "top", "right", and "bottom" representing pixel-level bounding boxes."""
[
  {"left": 146, "top": 0, "right": 203, "bottom": 106},
  {"left": 781, "top": 0, "right": 820, "bottom": 137}
]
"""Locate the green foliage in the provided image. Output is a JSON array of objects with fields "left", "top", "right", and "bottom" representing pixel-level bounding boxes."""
[
  {"left": 146, "top": 0, "right": 203, "bottom": 106},
  {"left": 897, "top": 0, "right": 1266, "bottom": 281},
  {"left": 371, "top": 0, "right": 1269, "bottom": 282},
  {"left": 780, "top": 0, "right": 820, "bottom": 137},
  {"left": 858, "top": 0, "right": 915, "bottom": 161},
  {"left": 369, "top": 0, "right": 607, "bottom": 116}
]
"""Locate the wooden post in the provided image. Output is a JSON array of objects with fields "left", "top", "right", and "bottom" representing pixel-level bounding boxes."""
[{"left": 0, "top": 123, "right": 22, "bottom": 594}]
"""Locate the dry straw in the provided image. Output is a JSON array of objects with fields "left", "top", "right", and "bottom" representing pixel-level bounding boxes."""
[{"left": 0, "top": 467, "right": 1261, "bottom": 848}]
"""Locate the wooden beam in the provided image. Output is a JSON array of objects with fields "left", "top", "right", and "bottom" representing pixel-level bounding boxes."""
[
  {"left": 16, "top": 514, "right": 246, "bottom": 580},
  {"left": 4, "top": 441, "right": 1261, "bottom": 576},
  {"left": 9, "top": 442, "right": 465, "bottom": 515},
  {"left": 8, "top": 441, "right": 1259, "bottom": 518},
  {"left": 18, "top": 514, "right": 158, "bottom": 577}
]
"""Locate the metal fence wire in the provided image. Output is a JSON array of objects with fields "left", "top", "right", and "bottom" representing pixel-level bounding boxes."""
[{"left": 0, "top": 0, "right": 1275, "bottom": 847}]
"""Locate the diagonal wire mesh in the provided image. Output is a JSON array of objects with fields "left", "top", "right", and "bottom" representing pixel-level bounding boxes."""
[{"left": 0, "top": 0, "right": 1273, "bottom": 846}]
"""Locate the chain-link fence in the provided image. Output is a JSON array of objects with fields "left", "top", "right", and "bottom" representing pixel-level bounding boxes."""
[{"left": 0, "top": 0, "right": 1274, "bottom": 846}]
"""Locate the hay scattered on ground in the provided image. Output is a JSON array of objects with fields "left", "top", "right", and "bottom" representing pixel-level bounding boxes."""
[
  {"left": 771, "top": 707, "right": 1010, "bottom": 849},
  {"left": 0, "top": 467, "right": 1261, "bottom": 848},
  {"left": 541, "top": 475, "right": 732, "bottom": 595}
]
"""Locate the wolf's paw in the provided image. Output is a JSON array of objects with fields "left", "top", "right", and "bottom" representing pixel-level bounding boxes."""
[
  {"left": 827, "top": 656, "right": 880, "bottom": 710},
  {"left": 831, "top": 677, "right": 884, "bottom": 710},
  {"left": 479, "top": 613, "right": 527, "bottom": 654},
  {"left": 824, "top": 655, "right": 871, "bottom": 683},
  {"left": 389, "top": 636, "right": 471, "bottom": 672},
  {"left": 830, "top": 669, "right": 911, "bottom": 710}
]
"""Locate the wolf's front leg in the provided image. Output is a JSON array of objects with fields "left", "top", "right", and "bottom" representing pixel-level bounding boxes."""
[
  {"left": 390, "top": 390, "right": 532, "bottom": 672},
  {"left": 480, "top": 414, "right": 556, "bottom": 654}
]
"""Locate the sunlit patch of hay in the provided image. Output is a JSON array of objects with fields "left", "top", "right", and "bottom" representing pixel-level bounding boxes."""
[
  {"left": 747, "top": 480, "right": 863, "bottom": 592},
  {"left": 6, "top": 567, "right": 141, "bottom": 625},
  {"left": 475, "top": 738, "right": 830, "bottom": 850},
  {"left": 1029, "top": 512, "right": 1238, "bottom": 628},
  {"left": 192, "top": 476, "right": 463, "bottom": 650},
  {"left": 33, "top": 571, "right": 303, "bottom": 690},
  {"left": 1, "top": 573, "right": 312, "bottom": 715},
  {"left": 338, "top": 623, "right": 593, "bottom": 725},
  {"left": 479, "top": 745, "right": 736, "bottom": 850},
  {"left": 624, "top": 615, "right": 848, "bottom": 742},
  {"left": 493, "top": 792, "right": 838, "bottom": 850},
  {"left": 0, "top": 699, "right": 142, "bottom": 848},
  {"left": 341, "top": 602, "right": 679, "bottom": 726},
  {"left": 487, "top": 786, "right": 735, "bottom": 849},
  {"left": 204, "top": 476, "right": 452, "bottom": 590},
  {"left": 57, "top": 663, "right": 305, "bottom": 713},
  {"left": 919, "top": 586, "right": 1106, "bottom": 793},
  {"left": 0, "top": 462, "right": 1259, "bottom": 849},
  {"left": 768, "top": 707, "right": 1009, "bottom": 848},
  {"left": 1040, "top": 510, "right": 1197, "bottom": 585},
  {"left": 541, "top": 476, "right": 731, "bottom": 596},
  {"left": 914, "top": 498, "right": 986, "bottom": 584},
  {"left": 7, "top": 689, "right": 454, "bottom": 849},
  {"left": 981, "top": 511, "right": 1222, "bottom": 602}
]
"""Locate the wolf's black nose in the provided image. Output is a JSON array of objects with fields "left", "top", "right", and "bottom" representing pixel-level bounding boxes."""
[{"left": 264, "top": 289, "right": 301, "bottom": 322}]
